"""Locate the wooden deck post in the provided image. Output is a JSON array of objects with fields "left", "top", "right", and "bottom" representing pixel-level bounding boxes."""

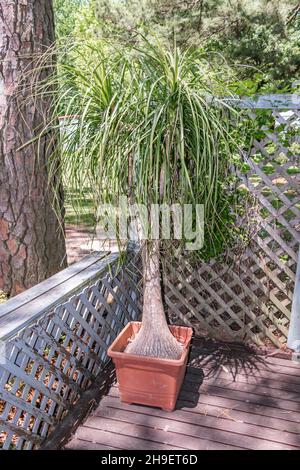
[{"left": 287, "top": 247, "right": 300, "bottom": 360}]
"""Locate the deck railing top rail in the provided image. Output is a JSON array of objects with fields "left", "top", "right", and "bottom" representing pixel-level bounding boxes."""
[
  {"left": 0, "top": 252, "right": 119, "bottom": 342},
  {"left": 225, "top": 93, "right": 300, "bottom": 109}
]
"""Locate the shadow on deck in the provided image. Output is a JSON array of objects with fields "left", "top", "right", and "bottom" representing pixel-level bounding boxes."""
[{"left": 50, "top": 338, "right": 300, "bottom": 450}]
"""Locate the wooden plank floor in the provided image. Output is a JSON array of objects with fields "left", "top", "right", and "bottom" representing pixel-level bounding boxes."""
[{"left": 65, "top": 340, "right": 300, "bottom": 450}]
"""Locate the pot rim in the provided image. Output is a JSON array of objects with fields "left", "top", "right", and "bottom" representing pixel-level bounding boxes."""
[{"left": 108, "top": 321, "right": 193, "bottom": 366}]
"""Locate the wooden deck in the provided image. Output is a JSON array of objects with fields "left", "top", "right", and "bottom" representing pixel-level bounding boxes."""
[{"left": 64, "top": 340, "right": 300, "bottom": 451}]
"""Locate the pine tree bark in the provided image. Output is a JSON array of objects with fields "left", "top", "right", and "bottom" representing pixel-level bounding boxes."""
[{"left": 0, "top": 1, "right": 67, "bottom": 296}]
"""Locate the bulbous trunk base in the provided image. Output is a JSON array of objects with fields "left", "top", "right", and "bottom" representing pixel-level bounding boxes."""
[
  {"left": 126, "top": 241, "right": 183, "bottom": 360},
  {"left": 126, "top": 322, "right": 183, "bottom": 360}
]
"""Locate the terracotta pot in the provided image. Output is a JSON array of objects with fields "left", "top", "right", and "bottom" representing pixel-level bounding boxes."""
[{"left": 108, "top": 321, "right": 193, "bottom": 411}]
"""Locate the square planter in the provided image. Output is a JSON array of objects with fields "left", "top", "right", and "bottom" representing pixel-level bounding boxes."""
[{"left": 108, "top": 321, "right": 193, "bottom": 411}]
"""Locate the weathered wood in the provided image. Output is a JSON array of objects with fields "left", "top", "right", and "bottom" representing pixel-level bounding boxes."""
[
  {"left": 189, "top": 375, "right": 300, "bottom": 405},
  {"left": 226, "top": 94, "right": 300, "bottom": 109},
  {"left": 82, "top": 415, "right": 247, "bottom": 450},
  {"left": 0, "top": 253, "right": 107, "bottom": 319},
  {"left": 266, "top": 356, "right": 300, "bottom": 370},
  {"left": 104, "top": 393, "right": 300, "bottom": 433},
  {"left": 0, "top": 252, "right": 117, "bottom": 340},
  {"left": 179, "top": 397, "right": 300, "bottom": 431},
  {"left": 66, "top": 354, "right": 300, "bottom": 451},
  {"left": 66, "top": 439, "right": 122, "bottom": 450},
  {"left": 73, "top": 426, "right": 186, "bottom": 450},
  {"left": 41, "top": 364, "right": 116, "bottom": 450},
  {"left": 93, "top": 403, "right": 300, "bottom": 448},
  {"left": 0, "top": 251, "right": 142, "bottom": 450},
  {"left": 186, "top": 369, "right": 300, "bottom": 395}
]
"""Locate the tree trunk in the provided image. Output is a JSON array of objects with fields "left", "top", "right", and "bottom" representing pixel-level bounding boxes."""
[
  {"left": 0, "top": 0, "right": 67, "bottom": 296},
  {"left": 126, "top": 241, "right": 183, "bottom": 359}
]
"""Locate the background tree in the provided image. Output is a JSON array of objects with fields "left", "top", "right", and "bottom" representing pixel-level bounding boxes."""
[
  {"left": 89, "top": 0, "right": 300, "bottom": 90},
  {"left": 0, "top": 0, "right": 67, "bottom": 296}
]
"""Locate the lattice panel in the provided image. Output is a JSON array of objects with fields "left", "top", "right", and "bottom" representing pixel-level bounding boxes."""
[
  {"left": 0, "top": 254, "right": 142, "bottom": 450},
  {"left": 164, "top": 109, "right": 300, "bottom": 348}
]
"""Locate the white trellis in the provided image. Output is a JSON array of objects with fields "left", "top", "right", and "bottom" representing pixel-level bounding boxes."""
[{"left": 164, "top": 97, "right": 300, "bottom": 348}]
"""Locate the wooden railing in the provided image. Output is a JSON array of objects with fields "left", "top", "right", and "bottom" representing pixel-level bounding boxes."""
[{"left": 0, "top": 251, "right": 141, "bottom": 450}]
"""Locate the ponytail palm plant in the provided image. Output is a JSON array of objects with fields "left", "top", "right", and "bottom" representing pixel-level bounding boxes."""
[{"left": 40, "top": 39, "right": 238, "bottom": 359}]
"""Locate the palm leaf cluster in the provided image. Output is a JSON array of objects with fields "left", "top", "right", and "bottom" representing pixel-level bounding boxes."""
[{"left": 38, "top": 39, "right": 239, "bottom": 257}]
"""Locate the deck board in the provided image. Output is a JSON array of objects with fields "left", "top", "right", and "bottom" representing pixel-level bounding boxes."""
[
  {"left": 65, "top": 346, "right": 300, "bottom": 451},
  {"left": 107, "top": 389, "right": 300, "bottom": 433},
  {"left": 93, "top": 400, "right": 299, "bottom": 449}
]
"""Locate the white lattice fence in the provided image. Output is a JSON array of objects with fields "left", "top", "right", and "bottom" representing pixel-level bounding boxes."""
[
  {"left": 164, "top": 105, "right": 300, "bottom": 348},
  {"left": 0, "top": 251, "right": 142, "bottom": 450}
]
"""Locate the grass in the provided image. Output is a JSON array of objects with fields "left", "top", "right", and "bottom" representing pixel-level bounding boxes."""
[{"left": 64, "top": 187, "right": 96, "bottom": 227}]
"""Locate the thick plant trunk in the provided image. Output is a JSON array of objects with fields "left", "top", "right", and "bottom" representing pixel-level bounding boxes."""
[
  {"left": 0, "top": 1, "right": 67, "bottom": 296},
  {"left": 126, "top": 241, "right": 182, "bottom": 359}
]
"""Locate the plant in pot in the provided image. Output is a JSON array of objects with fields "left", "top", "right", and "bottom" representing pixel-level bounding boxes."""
[{"left": 36, "top": 38, "right": 238, "bottom": 411}]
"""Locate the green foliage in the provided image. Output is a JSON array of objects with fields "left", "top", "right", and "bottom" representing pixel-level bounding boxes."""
[
  {"left": 0, "top": 290, "right": 8, "bottom": 303},
  {"left": 90, "top": 0, "right": 300, "bottom": 89},
  {"left": 53, "top": 1, "right": 300, "bottom": 89},
  {"left": 54, "top": 0, "right": 82, "bottom": 38},
  {"left": 54, "top": 0, "right": 98, "bottom": 41},
  {"left": 50, "top": 1, "right": 299, "bottom": 260},
  {"left": 35, "top": 38, "right": 243, "bottom": 259},
  {"left": 204, "top": 1, "right": 300, "bottom": 90}
]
